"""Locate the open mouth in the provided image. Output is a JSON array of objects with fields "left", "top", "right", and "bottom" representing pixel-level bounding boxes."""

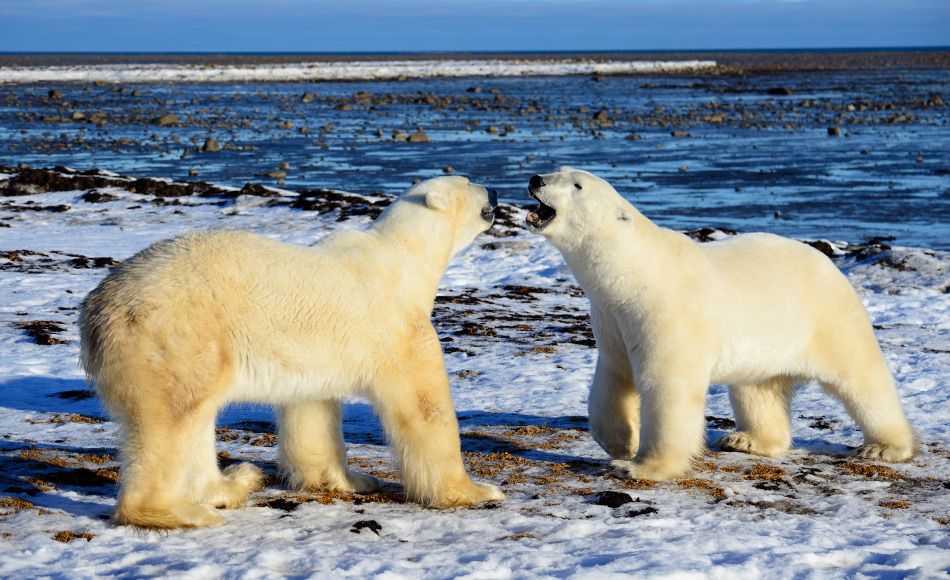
[
  {"left": 481, "top": 188, "right": 499, "bottom": 223},
  {"left": 526, "top": 192, "right": 556, "bottom": 230}
]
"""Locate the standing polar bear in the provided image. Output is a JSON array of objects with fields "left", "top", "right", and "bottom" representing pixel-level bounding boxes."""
[
  {"left": 526, "top": 167, "right": 915, "bottom": 481},
  {"left": 80, "top": 176, "right": 504, "bottom": 528}
]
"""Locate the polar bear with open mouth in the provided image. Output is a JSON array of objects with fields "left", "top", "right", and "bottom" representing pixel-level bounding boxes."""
[
  {"left": 80, "top": 176, "right": 504, "bottom": 528},
  {"left": 526, "top": 167, "right": 915, "bottom": 481}
]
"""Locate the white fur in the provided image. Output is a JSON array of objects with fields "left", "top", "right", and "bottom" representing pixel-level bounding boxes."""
[
  {"left": 79, "top": 176, "right": 504, "bottom": 528},
  {"left": 527, "top": 167, "right": 916, "bottom": 481}
]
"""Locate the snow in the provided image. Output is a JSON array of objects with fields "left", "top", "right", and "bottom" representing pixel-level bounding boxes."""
[
  {"left": 0, "top": 175, "right": 947, "bottom": 578},
  {"left": 0, "top": 59, "right": 717, "bottom": 84}
]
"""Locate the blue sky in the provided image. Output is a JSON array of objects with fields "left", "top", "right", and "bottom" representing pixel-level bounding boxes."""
[{"left": 2, "top": 0, "right": 947, "bottom": 52}]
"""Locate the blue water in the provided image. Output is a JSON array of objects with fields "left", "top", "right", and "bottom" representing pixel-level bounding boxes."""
[{"left": 1, "top": 68, "right": 948, "bottom": 247}]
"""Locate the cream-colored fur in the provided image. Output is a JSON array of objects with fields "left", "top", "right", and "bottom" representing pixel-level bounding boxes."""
[
  {"left": 79, "top": 176, "right": 504, "bottom": 529},
  {"left": 526, "top": 167, "right": 916, "bottom": 481}
]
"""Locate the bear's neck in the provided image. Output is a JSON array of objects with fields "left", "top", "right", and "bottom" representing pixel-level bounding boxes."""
[
  {"left": 370, "top": 203, "right": 455, "bottom": 304},
  {"left": 558, "top": 210, "right": 674, "bottom": 305}
]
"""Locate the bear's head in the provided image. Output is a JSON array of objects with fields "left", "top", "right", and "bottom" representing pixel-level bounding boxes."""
[
  {"left": 526, "top": 167, "right": 629, "bottom": 246},
  {"left": 403, "top": 175, "right": 498, "bottom": 255}
]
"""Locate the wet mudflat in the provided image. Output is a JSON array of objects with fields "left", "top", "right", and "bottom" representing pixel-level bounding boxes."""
[{"left": 1, "top": 51, "right": 947, "bottom": 247}]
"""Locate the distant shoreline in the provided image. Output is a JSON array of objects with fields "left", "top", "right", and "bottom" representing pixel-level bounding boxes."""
[{"left": 1, "top": 49, "right": 948, "bottom": 72}]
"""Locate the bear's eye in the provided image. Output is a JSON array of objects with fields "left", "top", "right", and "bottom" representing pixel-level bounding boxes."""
[{"left": 574, "top": 183, "right": 583, "bottom": 190}]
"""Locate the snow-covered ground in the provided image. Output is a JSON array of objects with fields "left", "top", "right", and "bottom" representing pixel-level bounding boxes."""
[
  {"left": 0, "top": 59, "right": 717, "bottom": 83},
  {"left": 0, "top": 169, "right": 947, "bottom": 578}
]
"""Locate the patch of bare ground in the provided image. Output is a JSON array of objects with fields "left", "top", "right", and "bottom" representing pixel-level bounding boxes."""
[
  {"left": 26, "top": 413, "right": 103, "bottom": 424},
  {"left": 833, "top": 460, "right": 905, "bottom": 480},
  {"left": 51, "top": 531, "right": 95, "bottom": 543}
]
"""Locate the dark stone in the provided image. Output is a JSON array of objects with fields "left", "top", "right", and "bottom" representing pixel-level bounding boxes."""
[
  {"left": 350, "top": 520, "right": 382, "bottom": 535},
  {"left": 81, "top": 190, "right": 119, "bottom": 203},
  {"left": 594, "top": 491, "right": 634, "bottom": 508}
]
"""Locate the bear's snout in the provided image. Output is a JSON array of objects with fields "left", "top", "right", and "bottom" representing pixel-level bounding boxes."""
[{"left": 529, "top": 175, "right": 546, "bottom": 191}]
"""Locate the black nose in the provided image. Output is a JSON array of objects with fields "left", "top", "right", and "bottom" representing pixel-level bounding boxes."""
[
  {"left": 488, "top": 188, "right": 498, "bottom": 208},
  {"left": 529, "top": 175, "right": 545, "bottom": 190}
]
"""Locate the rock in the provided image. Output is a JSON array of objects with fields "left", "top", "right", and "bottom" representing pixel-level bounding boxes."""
[
  {"left": 412, "top": 178, "right": 422, "bottom": 185},
  {"left": 767, "top": 87, "right": 794, "bottom": 96},
  {"left": 239, "top": 183, "right": 280, "bottom": 197},
  {"left": 48, "top": 90, "right": 62, "bottom": 99},
  {"left": 392, "top": 131, "right": 408, "bottom": 141},
  {"left": 200, "top": 137, "right": 221, "bottom": 152},
  {"left": 350, "top": 520, "right": 381, "bottom": 535},
  {"left": 466, "top": 86, "right": 482, "bottom": 93},
  {"left": 442, "top": 166, "right": 453, "bottom": 174},
  {"left": 301, "top": 92, "right": 315, "bottom": 103},
  {"left": 267, "top": 170, "right": 287, "bottom": 179},
  {"left": 807, "top": 240, "right": 838, "bottom": 257},
  {"left": 827, "top": 126, "right": 841, "bottom": 137},
  {"left": 81, "top": 190, "right": 119, "bottom": 203},
  {"left": 278, "top": 162, "right": 291, "bottom": 170},
  {"left": 407, "top": 130, "right": 429, "bottom": 143},
  {"left": 593, "top": 109, "right": 610, "bottom": 123},
  {"left": 277, "top": 120, "right": 294, "bottom": 129},
  {"left": 671, "top": 130, "right": 690, "bottom": 138},
  {"left": 485, "top": 125, "right": 499, "bottom": 134},
  {"left": 153, "top": 113, "right": 180, "bottom": 126},
  {"left": 334, "top": 103, "right": 351, "bottom": 111},
  {"left": 594, "top": 491, "right": 634, "bottom": 508},
  {"left": 188, "top": 169, "right": 200, "bottom": 176},
  {"left": 489, "top": 88, "right": 502, "bottom": 95},
  {"left": 71, "top": 111, "right": 86, "bottom": 121},
  {"left": 678, "top": 165, "right": 689, "bottom": 173},
  {"left": 624, "top": 133, "right": 641, "bottom": 140}
]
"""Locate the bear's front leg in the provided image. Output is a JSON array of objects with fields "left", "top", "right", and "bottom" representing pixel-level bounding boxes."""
[
  {"left": 278, "top": 400, "right": 380, "bottom": 493},
  {"left": 610, "top": 367, "right": 710, "bottom": 482},
  {"left": 588, "top": 349, "right": 640, "bottom": 460},
  {"left": 372, "top": 338, "right": 504, "bottom": 508}
]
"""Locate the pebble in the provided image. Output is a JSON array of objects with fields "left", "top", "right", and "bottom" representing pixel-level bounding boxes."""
[
  {"left": 200, "top": 137, "right": 221, "bottom": 152},
  {"left": 407, "top": 130, "right": 429, "bottom": 143},
  {"left": 153, "top": 113, "right": 180, "bottom": 126}
]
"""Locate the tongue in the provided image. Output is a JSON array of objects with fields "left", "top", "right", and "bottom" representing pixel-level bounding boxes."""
[{"left": 526, "top": 211, "right": 541, "bottom": 224}]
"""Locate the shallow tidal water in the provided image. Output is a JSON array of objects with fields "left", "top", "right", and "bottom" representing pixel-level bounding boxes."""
[{"left": 1, "top": 67, "right": 948, "bottom": 247}]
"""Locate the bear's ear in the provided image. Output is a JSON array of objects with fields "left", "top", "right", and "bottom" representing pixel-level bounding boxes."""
[{"left": 425, "top": 188, "right": 451, "bottom": 211}]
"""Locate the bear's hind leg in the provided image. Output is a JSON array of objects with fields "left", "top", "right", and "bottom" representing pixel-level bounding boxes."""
[
  {"left": 114, "top": 407, "right": 225, "bottom": 529},
  {"left": 820, "top": 362, "right": 915, "bottom": 462},
  {"left": 277, "top": 400, "right": 379, "bottom": 493},
  {"left": 717, "top": 378, "right": 796, "bottom": 458},
  {"left": 190, "top": 417, "right": 263, "bottom": 508}
]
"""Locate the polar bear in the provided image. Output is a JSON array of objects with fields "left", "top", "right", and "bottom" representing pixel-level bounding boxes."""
[
  {"left": 79, "top": 176, "right": 504, "bottom": 528},
  {"left": 526, "top": 167, "right": 915, "bottom": 481}
]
